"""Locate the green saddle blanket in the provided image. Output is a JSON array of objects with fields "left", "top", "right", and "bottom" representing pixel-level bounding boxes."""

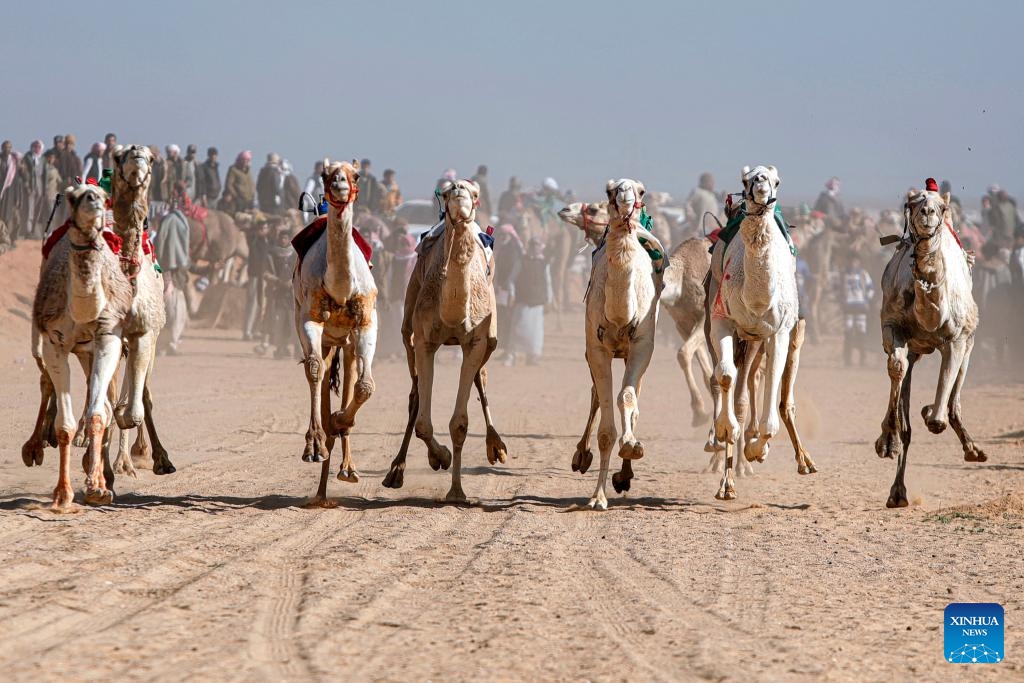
[{"left": 716, "top": 205, "right": 796, "bottom": 256}]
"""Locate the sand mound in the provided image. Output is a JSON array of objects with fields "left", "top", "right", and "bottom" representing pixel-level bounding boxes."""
[{"left": 932, "top": 491, "right": 1024, "bottom": 521}]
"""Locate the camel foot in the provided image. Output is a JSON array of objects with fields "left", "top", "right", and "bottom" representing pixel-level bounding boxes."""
[
  {"left": 337, "top": 467, "right": 359, "bottom": 483},
  {"left": 445, "top": 485, "right": 468, "bottom": 503},
  {"left": 152, "top": 457, "right": 176, "bottom": 475},
  {"left": 51, "top": 485, "right": 75, "bottom": 512},
  {"left": 382, "top": 463, "right": 405, "bottom": 489},
  {"left": 302, "top": 451, "right": 326, "bottom": 464},
  {"left": 886, "top": 493, "right": 909, "bottom": 508},
  {"left": 704, "top": 433, "right": 725, "bottom": 454},
  {"left": 427, "top": 445, "right": 452, "bottom": 472},
  {"left": 618, "top": 441, "right": 645, "bottom": 460},
  {"left": 485, "top": 427, "right": 508, "bottom": 465},
  {"left": 744, "top": 437, "right": 768, "bottom": 463},
  {"left": 715, "top": 469, "right": 737, "bottom": 500},
  {"left": 113, "top": 454, "right": 138, "bottom": 478},
  {"left": 702, "top": 451, "right": 724, "bottom": 474},
  {"left": 963, "top": 444, "right": 988, "bottom": 463},
  {"left": 304, "top": 496, "right": 338, "bottom": 509},
  {"left": 22, "top": 439, "right": 45, "bottom": 467},
  {"left": 84, "top": 487, "right": 114, "bottom": 507},
  {"left": 572, "top": 447, "right": 594, "bottom": 474},
  {"left": 921, "top": 405, "right": 947, "bottom": 434},
  {"left": 587, "top": 495, "right": 608, "bottom": 511},
  {"left": 874, "top": 431, "right": 899, "bottom": 459},
  {"left": 114, "top": 407, "right": 141, "bottom": 431},
  {"left": 611, "top": 470, "right": 633, "bottom": 493},
  {"left": 797, "top": 456, "right": 818, "bottom": 475}
]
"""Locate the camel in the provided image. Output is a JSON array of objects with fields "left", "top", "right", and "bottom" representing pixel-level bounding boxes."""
[
  {"left": 560, "top": 200, "right": 714, "bottom": 428},
  {"left": 706, "top": 165, "right": 817, "bottom": 500},
  {"left": 107, "top": 144, "right": 175, "bottom": 478},
  {"left": 186, "top": 207, "right": 249, "bottom": 285},
  {"left": 30, "top": 183, "right": 133, "bottom": 510},
  {"left": 292, "top": 159, "right": 377, "bottom": 504},
  {"left": 383, "top": 179, "right": 507, "bottom": 502},
  {"left": 875, "top": 182, "right": 983, "bottom": 508},
  {"left": 571, "top": 179, "right": 661, "bottom": 510}
]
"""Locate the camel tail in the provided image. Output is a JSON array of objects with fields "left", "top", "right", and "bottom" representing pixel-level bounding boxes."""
[{"left": 328, "top": 351, "right": 342, "bottom": 396}]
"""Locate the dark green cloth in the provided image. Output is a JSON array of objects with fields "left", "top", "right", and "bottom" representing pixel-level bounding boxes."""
[{"left": 716, "top": 204, "right": 796, "bottom": 256}]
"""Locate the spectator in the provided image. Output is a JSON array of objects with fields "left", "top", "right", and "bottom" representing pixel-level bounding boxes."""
[
  {"left": 101, "top": 133, "right": 117, "bottom": 170},
  {"left": 356, "top": 158, "right": 382, "bottom": 213},
  {"left": 243, "top": 215, "right": 272, "bottom": 340},
  {"left": 197, "top": 146, "right": 222, "bottom": 207},
  {"left": 303, "top": 161, "right": 324, "bottom": 201},
  {"left": 685, "top": 172, "right": 720, "bottom": 240},
  {"left": 378, "top": 217, "right": 416, "bottom": 359},
  {"left": 498, "top": 176, "right": 523, "bottom": 225},
  {"left": 183, "top": 144, "right": 199, "bottom": 200},
  {"left": 814, "top": 176, "right": 847, "bottom": 232},
  {"left": 257, "top": 153, "right": 283, "bottom": 215},
  {"left": 222, "top": 150, "right": 256, "bottom": 215},
  {"left": 81, "top": 142, "right": 106, "bottom": 182},
  {"left": 149, "top": 145, "right": 166, "bottom": 202},
  {"left": 506, "top": 236, "right": 552, "bottom": 366},
  {"left": 162, "top": 144, "right": 195, "bottom": 201},
  {"left": 492, "top": 223, "right": 524, "bottom": 357},
  {"left": 1010, "top": 226, "right": 1024, "bottom": 290},
  {"left": 39, "top": 149, "right": 64, "bottom": 233},
  {"left": 380, "top": 168, "right": 402, "bottom": 219},
  {"left": 0, "top": 141, "right": 20, "bottom": 238},
  {"left": 153, "top": 190, "right": 192, "bottom": 355},
  {"left": 842, "top": 255, "right": 874, "bottom": 366},
  {"left": 280, "top": 159, "right": 301, "bottom": 212},
  {"left": 471, "top": 165, "right": 492, "bottom": 223},
  {"left": 18, "top": 140, "right": 45, "bottom": 240},
  {"left": 59, "top": 134, "right": 83, "bottom": 185},
  {"left": 255, "top": 226, "right": 297, "bottom": 359}
]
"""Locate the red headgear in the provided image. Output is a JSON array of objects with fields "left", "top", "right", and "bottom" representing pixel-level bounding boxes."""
[{"left": 925, "top": 178, "right": 939, "bottom": 193}]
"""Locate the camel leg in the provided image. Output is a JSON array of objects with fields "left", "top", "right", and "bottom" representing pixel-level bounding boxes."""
[
  {"left": 780, "top": 319, "right": 817, "bottom": 475},
  {"left": 612, "top": 345, "right": 652, "bottom": 492},
  {"left": 887, "top": 354, "right": 917, "bottom": 508},
  {"left": 72, "top": 352, "right": 92, "bottom": 448},
  {"left": 573, "top": 380, "right": 599, "bottom": 474},
  {"left": 445, "top": 338, "right": 488, "bottom": 503},
  {"left": 142, "top": 378, "right": 175, "bottom": 474},
  {"left": 311, "top": 347, "right": 337, "bottom": 505},
  {"left": 22, "top": 368, "right": 54, "bottom": 467},
  {"left": 746, "top": 326, "right": 792, "bottom": 463},
  {"left": 586, "top": 347, "right": 615, "bottom": 510},
  {"left": 474, "top": 367, "right": 508, "bottom": 466},
  {"left": 948, "top": 336, "right": 987, "bottom": 462},
  {"left": 733, "top": 341, "right": 756, "bottom": 477},
  {"left": 82, "top": 334, "right": 121, "bottom": 506},
  {"left": 298, "top": 320, "right": 330, "bottom": 463},
  {"left": 116, "top": 331, "right": 155, "bottom": 431},
  {"left": 677, "top": 326, "right": 710, "bottom": 427},
  {"left": 413, "top": 341, "right": 452, "bottom": 472},
  {"left": 710, "top": 317, "right": 739, "bottom": 500},
  {"left": 112, "top": 372, "right": 139, "bottom": 478},
  {"left": 384, "top": 301, "right": 421, "bottom": 489},
  {"left": 922, "top": 338, "right": 967, "bottom": 435},
  {"left": 332, "top": 330, "right": 376, "bottom": 483},
  {"left": 43, "top": 342, "right": 76, "bottom": 511}
]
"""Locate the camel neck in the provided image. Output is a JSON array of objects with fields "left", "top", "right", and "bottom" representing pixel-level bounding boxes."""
[
  {"left": 68, "top": 222, "right": 109, "bottom": 324},
  {"left": 739, "top": 209, "right": 783, "bottom": 315},
  {"left": 439, "top": 217, "right": 483, "bottom": 329},
  {"left": 603, "top": 224, "right": 647, "bottom": 329},
  {"left": 324, "top": 203, "right": 360, "bottom": 301},
  {"left": 111, "top": 179, "right": 149, "bottom": 268}
]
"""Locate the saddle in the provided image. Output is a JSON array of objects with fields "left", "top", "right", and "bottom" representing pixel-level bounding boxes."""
[{"left": 292, "top": 215, "right": 373, "bottom": 269}]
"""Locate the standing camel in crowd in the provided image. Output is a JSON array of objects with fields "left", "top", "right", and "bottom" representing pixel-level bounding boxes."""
[
  {"left": 706, "top": 165, "right": 817, "bottom": 500},
  {"left": 383, "top": 179, "right": 507, "bottom": 502},
  {"left": 876, "top": 181, "right": 984, "bottom": 508},
  {"left": 29, "top": 184, "right": 133, "bottom": 510},
  {"left": 292, "top": 159, "right": 377, "bottom": 504}
]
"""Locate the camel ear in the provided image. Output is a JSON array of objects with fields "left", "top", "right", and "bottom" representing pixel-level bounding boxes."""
[
  {"left": 322, "top": 158, "right": 330, "bottom": 174},
  {"left": 351, "top": 159, "right": 361, "bottom": 172},
  {"left": 768, "top": 165, "right": 780, "bottom": 187},
  {"left": 741, "top": 165, "right": 751, "bottom": 183},
  {"left": 605, "top": 179, "right": 618, "bottom": 200},
  {"left": 112, "top": 145, "right": 126, "bottom": 164},
  {"left": 635, "top": 181, "right": 646, "bottom": 199},
  {"left": 942, "top": 192, "right": 951, "bottom": 207},
  {"left": 439, "top": 180, "right": 454, "bottom": 197},
  {"left": 467, "top": 180, "right": 480, "bottom": 197}
]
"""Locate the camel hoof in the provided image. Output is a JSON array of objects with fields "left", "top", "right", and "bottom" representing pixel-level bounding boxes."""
[
  {"left": 428, "top": 446, "right": 452, "bottom": 472},
  {"left": 445, "top": 487, "right": 468, "bottom": 504},
  {"left": 886, "top": 495, "right": 909, "bottom": 509},
  {"left": 715, "top": 486, "right": 737, "bottom": 501},
  {"left": 114, "top": 456, "right": 138, "bottom": 478},
  {"left": 337, "top": 467, "right": 359, "bottom": 483},
  {"left": 618, "top": 441, "right": 644, "bottom": 460},
  {"left": 84, "top": 488, "right": 114, "bottom": 506},
  {"left": 304, "top": 496, "right": 338, "bottom": 509},
  {"left": 572, "top": 448, "right": 594, "bottom": 474},
  {"left": 382, "top": 466, "right": 405, "bottom": 489},
  {"left": 51, "top": 486, "right": 75, "bottom": 512},
  {"left": 72, "top": 431, "right": 88, "bottom": 449},
  {"left": 798, "top": 461, "right": 818, "bottom": 475},
  {"left": 611, "top": 471, "right": 632, "bottom": 493},
  {"left": 22, "top": 440, "right": 44, "bottom": 467},
  {"left": 874, "top": 432, "right": 898, "bottom": 459},
  {"left": 302, "top": 452, "right": 326, "bottom": 464},
  {"left": 964, "top": 446, "right": 988, "bottom": 463},
  {"left": 586, "top": 496, "right": 608, "bottom": 511},
  {"left": 153, "top": 459, "right": 176, "bottom": 475},
  {"left": 744, "top": 438, "right": 768, "bottom": 463},
  {"left": 926, "top": 419, "right": 947, "bottom": 435},
  {"left": 485, "top": 427, "right": 507, "bottom": 465}
]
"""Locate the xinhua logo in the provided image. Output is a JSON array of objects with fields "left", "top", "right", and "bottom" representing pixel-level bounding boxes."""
[{"left": 945, "top": 603, "right": 1004, "bottom": 664}]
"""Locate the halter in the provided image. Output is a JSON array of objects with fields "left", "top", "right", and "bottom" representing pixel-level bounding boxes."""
[
  {"left": 323, "top": 166, "right": 360, "bottom": 218},
  {"left": 439, "top": 185, "right": 483, "bottom": 279},
  {"left": 610, "top": 182, "right": 643, "bottom": 232},
  {"left": 116, "top": 147, "right": 152, "bottom": 190},
  {"left": 580, "top": 203, "right": 591, "bottom": 233}
]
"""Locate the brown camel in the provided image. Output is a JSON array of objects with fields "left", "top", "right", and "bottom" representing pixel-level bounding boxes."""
[{"left": 383, "top": 179, "right": 507, "bottom": 501}]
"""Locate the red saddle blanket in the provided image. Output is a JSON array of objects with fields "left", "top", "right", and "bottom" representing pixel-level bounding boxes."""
[{"left": 291, "top": 216, "right": 373, "bottom": 268}]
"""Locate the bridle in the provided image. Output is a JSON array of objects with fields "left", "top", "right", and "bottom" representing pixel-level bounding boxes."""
[
  {"left": 440, "top": 184, "right": 483, "bottom": 278},
  {"left": 610, "top": 183, "right": 643, "bottom": 232},
  {"left": 116, "top": 146, "right": 152, "bottom": 190},
  {"left": 323, "top": 166, "right": 360, "bottom": 218},
  {"left": 743, "top": 177, "right": 777, "bottom": 217}
]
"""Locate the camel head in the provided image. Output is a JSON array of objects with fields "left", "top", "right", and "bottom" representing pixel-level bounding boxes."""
[
  {"left": 112, "top": 144, "right": 154, "bottom": 190},
  {"left": 440, "top": 179, "right": 481, "bottom": 224},
  {"left": 905, "top": 188, "right": 951, "bottom": 241},
  {"left": 605, "top": 178, "right": 646, "bottom": 231},
  {"left": 66, "top": 183, "right": 108, "bottom": 240},
  {"left": 559, "top": 201, "right": 609, "bottom": 245},
  {"left": 322, "top": 158, "right": 361, "bottom": 208},
  {"left": 741, "top": 165, "right": 780, "bottom": 209}
]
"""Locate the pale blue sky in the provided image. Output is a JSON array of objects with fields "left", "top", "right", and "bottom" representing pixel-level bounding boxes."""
[{"left": 3, "top": 0, "right": 1020, "bottom": 207}]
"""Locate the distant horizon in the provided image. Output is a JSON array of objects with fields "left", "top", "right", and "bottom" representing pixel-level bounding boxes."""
[{"left": 3, "top": 1, "right": 1020, "bottom": 210}]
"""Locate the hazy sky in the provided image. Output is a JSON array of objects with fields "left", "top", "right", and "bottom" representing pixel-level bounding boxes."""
[{"left": 3, "top": 1, "right": 1021, "bottom": 207}]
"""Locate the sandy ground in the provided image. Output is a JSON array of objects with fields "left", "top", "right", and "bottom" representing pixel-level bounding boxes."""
[{"left": 0, "top": 242, "right": 1022, "bottom": 682}]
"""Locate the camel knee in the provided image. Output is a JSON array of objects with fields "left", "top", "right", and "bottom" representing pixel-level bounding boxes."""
[
  {"left": 715, "top": 362, "right": 736, "bottom": 388},
  {"left": 617, "top": 387, "right": 637, "bottom": 411},
  {"left": 414, "top": 417, "right": 433, "bottom": 441},
  {"left": 354, "top": 378, "right": 374, "bottom": 405},
  {"left": 449, "top": 413, "right": 469, "bottom": 445},
  {"left": 886, "top": 354, "right": 907, "bottom": 381},
  {"left": 597, "top": 427, "right": 617, "bottom": 452},
  {"left": 304, "top": 356, "right": 324, "bottom": 383}
]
